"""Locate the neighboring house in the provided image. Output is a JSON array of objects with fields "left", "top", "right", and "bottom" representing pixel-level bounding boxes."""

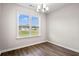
[
  {"left": 21, "top": 28, "right": 29, "bottom": 31},
  {"left": 19, "top": 25, "right": 38, "bottom": 31},
  {"left": 19, "top": 25, "right": 29, "bottom": 31}
]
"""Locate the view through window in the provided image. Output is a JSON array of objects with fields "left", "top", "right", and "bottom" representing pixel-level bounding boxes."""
[{"left": 17, "top": 14, "right": 40, "bottom": 38}]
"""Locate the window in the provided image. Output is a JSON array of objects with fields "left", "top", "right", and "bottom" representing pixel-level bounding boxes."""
[
  {"left": 31, "top": 16, "right": 39, "bottom": 36},
  {"left": 17, "top": 14, "right": 40, "bottom": 38}
]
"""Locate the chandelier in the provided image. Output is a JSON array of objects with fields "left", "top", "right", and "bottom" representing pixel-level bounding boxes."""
[{"left": 36, "top": 4, "right": 49, "bottom": 13}]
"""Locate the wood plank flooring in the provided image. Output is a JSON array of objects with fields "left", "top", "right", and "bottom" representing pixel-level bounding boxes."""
[{"left": 1, "top": 42, "right": 79, "bottom": 56}]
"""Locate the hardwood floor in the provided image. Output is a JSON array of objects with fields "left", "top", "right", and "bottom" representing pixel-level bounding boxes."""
[{"left": 1, "top": 42, "right": 79, "bottom": 56}]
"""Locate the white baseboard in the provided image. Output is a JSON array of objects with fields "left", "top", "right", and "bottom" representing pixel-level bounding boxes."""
[
  {"left": 1, "top": 40, "right": 79, "bottom": 54},
  {"left": 1, "top": 40, "right": 46, "bottom": 53},
  {"left": 47, "top": 40, "right": 79, "bottom": 53}
]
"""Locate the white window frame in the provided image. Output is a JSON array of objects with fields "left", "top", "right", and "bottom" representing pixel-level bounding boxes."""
[{"left": 16, "top": 14, "right": 41, "bottom": 39}]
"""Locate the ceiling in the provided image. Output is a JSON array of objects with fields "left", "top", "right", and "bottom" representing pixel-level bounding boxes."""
[{"left": 17, "top": 3, "right": 70, "bottom": 14}]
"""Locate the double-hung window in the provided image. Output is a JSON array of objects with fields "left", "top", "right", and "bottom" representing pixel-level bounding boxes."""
[{"left": 17, "top": 14, "right": 40, "bottom": 38}]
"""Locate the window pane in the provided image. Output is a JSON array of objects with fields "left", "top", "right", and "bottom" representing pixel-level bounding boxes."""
[
  {"left": 31, "top": 16, "right": 39, "bottom": 36},
  {"left": 19, "top": 15, "right": 30, "bottom": 37}
]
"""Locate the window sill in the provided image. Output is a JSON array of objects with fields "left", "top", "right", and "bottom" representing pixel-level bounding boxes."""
[{"left": 16, "top": 35, "right": 40, "bottom": 39}]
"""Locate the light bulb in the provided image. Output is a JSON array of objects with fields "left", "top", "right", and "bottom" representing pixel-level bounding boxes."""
[
  {"left": 46, "top": 7, "right": 49, "bottom": 11},
  {"left": 37, "top": 9, "right": 39, "bottom": 12},
  {"left": 37, "top": 5, "right": 41, "bottom": 9},
  {"left": 43, "top": 4, "right": 46, "bottom": 8},
  {"left": 42, "top": 9, "right": 45, "bottom": 12}
]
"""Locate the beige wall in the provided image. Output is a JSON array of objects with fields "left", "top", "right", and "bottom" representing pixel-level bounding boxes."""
[
  {"left": 0, "top": 4, "right": 2, "bottom": 53},
  {"left": 47, "top": 4, "right": 79, "bottom": 52},
  {"left": 0, "top": 4, "right": 46, "bottom": 52}
]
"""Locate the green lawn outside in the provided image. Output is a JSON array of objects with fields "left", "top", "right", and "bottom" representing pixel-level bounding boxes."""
[
  {"left": 19, "top": 29, "right": 39, "bottom": 37},
  {"left": 31, "top": 30, "right": 39, "bottom": 36},
  {"left": 19, "top": 30, "right": 29, "bottom": 37}
]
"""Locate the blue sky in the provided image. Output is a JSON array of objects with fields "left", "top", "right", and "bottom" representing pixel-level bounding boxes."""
[{"left": 19, "top": 15, "right": 39, "bottom": 26}]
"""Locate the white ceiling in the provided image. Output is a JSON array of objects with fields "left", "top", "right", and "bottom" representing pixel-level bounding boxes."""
[{"left": 17, "top": 3, "right": 70, "bottom": 14}]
